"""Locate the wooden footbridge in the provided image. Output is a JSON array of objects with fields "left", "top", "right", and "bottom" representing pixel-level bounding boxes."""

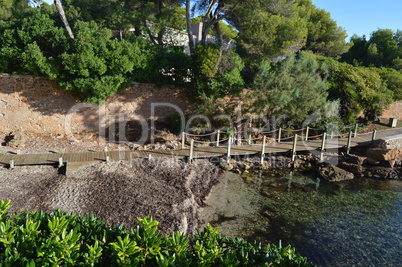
[{"left": 1, "top": 127, "right": 401, "bottom": 172}]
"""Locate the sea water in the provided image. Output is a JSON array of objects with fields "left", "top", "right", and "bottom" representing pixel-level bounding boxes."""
[{"left": 200, "top": 170, "right": 402, "bottom": 266}]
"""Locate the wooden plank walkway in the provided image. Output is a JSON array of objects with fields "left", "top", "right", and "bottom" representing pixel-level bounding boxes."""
[{"left": 1, "top": 128, "right": 402, "bottom": 168}]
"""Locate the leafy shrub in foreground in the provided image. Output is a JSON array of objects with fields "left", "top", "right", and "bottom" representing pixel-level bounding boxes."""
[{"left": 0, "top": 200, "right": 315, "bottom": 266}]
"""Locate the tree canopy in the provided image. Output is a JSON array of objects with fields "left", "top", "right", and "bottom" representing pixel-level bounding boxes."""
[
  {"left": 0, "top": 0, "right": 400, "bottom": 126},
  {"left": 297, "top": 0, "right": 350, "bottom": 57},
  {"left": 342, "top": 29, "right": 402, "bottom": 70},
  {"left": 0, "top": 9, "right": 156, "bottom": 103},
  {"left": 250, "top": 51, "right": 329, "bottom": 128}
]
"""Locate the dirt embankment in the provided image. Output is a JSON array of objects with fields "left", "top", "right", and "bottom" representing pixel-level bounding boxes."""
[{"left": 0, "top": 159, "right": 222, "bottom": 235}]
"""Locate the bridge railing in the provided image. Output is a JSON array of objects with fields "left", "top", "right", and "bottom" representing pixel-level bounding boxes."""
[
  {"left": 181, "top": 124, "right": 368, "bottom": 147},
  {"left": 181, "top": 123, "right": 378, "bottom": 163}
]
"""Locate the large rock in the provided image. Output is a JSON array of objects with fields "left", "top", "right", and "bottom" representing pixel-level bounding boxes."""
[
  {"left": 318, "top": 164, "right": 355, "bottom": 182},
  {"left": 338, "top": 162, "right": 364, "bottom": 175},
  {"left": 364, "top": 157, "right": 381, "bottom": 166},
  {"left": 6, "top": 131, "right": 27, "bottom": 148},
  {"left": 365, "top": 148, "right": 401, "bottom": 161},
  {"left": 345, "top": 154, "right": 366, "bottom": 165},
  {"left": 364, "top": 167, "right": 400, "bottom": 180}
]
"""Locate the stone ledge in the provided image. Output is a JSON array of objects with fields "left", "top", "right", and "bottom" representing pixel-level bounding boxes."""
[{"left": 379, "top": 134, "right": 402, "bottom": 149}]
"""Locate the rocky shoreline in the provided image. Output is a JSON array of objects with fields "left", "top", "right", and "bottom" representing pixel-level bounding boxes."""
[{"left": 219, "top": 146, "right": 401, "bottom": 182}]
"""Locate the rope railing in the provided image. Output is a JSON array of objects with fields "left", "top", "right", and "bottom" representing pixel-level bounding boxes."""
[
  {"left": 156, "top": 122, "right": 382, "bottom": 165},
  {"left": 192, "top": 139, "right": 214, "bottom": 144},
  {"left": 307, "top": 127, "right": 321, "bottom": 131},
  {"left": 180, "top": 123, "right": 367, "bottom": 150},
  {"left": 355, "top": 132, "right": 374, "bottom": 136},
  {"left": 305, "top": 134, "right": 324, "bottom": 139},
  {"left": 282, "top": 127, "right": 307, "bottom": 132},
  {"left": 280, "top": 136, "right": 294, "bottom": 141},
  {"left": 184, "top": 131, "right": 217, "bottom": 137},
  {"left": 327, "top": 131, "right": 350, "bottom": 137},
  {"left": 260, "top": 129, "right": 278, "bottom": 134}
]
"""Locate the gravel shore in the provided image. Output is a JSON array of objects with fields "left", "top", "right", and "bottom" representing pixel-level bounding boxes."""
[{"left": 0, "top": 158, "right": 222, "bottom": 235}]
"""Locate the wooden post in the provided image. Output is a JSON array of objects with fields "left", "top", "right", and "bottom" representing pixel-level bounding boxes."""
[
  {"left": 58, "top": 157, "right": 63, "bottom": 168},
  {"left": 9, "top": 159, "right": 14, "bottom": 169},
  {"left": 292, "top": 134, "right": 298, "bottom": 162},
  {"left": 189, "top": 139, "right": 194, "bottom": 163},
  {"left": 330, "top": 131, "right": 334, "bottom": 139},
  {"left": 354, "top": 123, "right": 358, "bottom": 137},
  {"left": 372, "top": 130, "right": 377, "bottom": 144},
  {"left": 248, "top": 133, "right": 252, "bottom": 145},
  {"left": 305, "top": 126, "right": 309, "bottom": 141},
  {"left": 181, "top": 132, "right": 185, "bottom": 149},
  {"left": 278, "top": 128, "right": 282, "bottom": 143},
  {"left": 144, "top": 145, "right": 147, "bottom": 151},
  {"left": 16, "top": 149, "right": 21, "bottom": 155},
  {"left": 148, "top": 154, "right": 152, "bottom": 160},
  {"left": 226, "top": 137, "right": 232, "bottom": 163},
  {"left": 216, "top": 130, "right": 220, "bottom": 147},
  {"left": 346, "top": 131, "right": 352, "bottom": 154},
  {"left": 104, "top": 146, "right": 109, "bottom": 162},
  {"left": 320, "top": 132, "right": 327, "bottom": 162},
  {"left": 260, "top": 136, "right": 266, "bottom": 165}
]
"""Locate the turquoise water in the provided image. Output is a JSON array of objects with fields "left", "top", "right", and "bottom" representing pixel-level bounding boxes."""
[
  {"left": 252, "top": 172, "right": 402, "bottom": 266},
  {"left": 208, "top": 171, "right": 402, "bottom": 266}
]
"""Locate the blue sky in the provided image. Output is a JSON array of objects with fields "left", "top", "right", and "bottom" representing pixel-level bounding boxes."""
[{"left": 313, "top": 0, "right": 402, "bottom": 39}]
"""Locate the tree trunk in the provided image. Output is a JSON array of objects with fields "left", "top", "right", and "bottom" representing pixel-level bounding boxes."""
[
  {"left": 185, "top": 0, "right": 195, "bottom": 54},
  {"left": 54, "top": 0, "right": 74, "bottom": 39}
]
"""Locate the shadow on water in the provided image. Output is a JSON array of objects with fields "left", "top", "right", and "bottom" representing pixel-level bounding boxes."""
[{"left": 209, "top": 214, "right": 238, "bottom": 227}]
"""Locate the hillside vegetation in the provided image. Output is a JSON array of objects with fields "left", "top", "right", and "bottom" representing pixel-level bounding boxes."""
[{"left": 0, "top": 1, "right": 401, "bottom": 129}]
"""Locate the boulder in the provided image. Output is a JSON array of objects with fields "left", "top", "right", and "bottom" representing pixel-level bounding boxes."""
[
  {"left": 365, "top": 148, "right": 400, "bottom": 161},
  {"left": 318, "top": 164, "right": 354, "bottom": 182},
  {"left": 220, "top": 162, "right": 233, "bottom": 171},
  {"left": 364, "top": 167, "right": 399, "bottom": 180},
  {"left": 345, "top": 154, "right": 366, "bottom": 165},
  {"left": 338, "top": 162, "right": 364, "bottom": 175},
  {"left": 364, "top": 157, "right": 381, "bottom": 166},
  {"left": 6, "top": 131, "right": 27, "bottom": 148},
  {"left": 292, "top": 158, "right": 304, "bottom": 169}
]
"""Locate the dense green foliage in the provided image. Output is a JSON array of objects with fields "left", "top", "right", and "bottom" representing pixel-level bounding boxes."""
[
  {"left": 0, "top": 9, "right": 155, "bottom": 103},
  {"left": 298, "top": 0, "right": 351, "bottom": 57},
  {"left": 191, "top": 44, "right": 244, "bottom": 99},
  {"left": 342, "top": 29, "right": 402, "bottom": 69},
  {"left": 0, "top": 0, "right": 401, "bottom": 126},
  {"left": 250, "top": 52, "right": 329, "bottom": 128},
  {"left": 319, "top": 57, "right": 395, "bottom": 122},
  {"left": 63, "top": 0, "right": 187, "bottom": 45},
  {"left": 0, "top": 200, "right": 314, "bottom": 266}
]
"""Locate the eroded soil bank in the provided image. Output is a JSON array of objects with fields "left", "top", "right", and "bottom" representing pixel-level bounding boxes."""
[{"left": 0, "top": 159, "right": 222, "bottom": 235}]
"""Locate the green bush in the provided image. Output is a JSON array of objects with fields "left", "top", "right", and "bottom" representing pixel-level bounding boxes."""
[
  {"left": 189, "top": 44, "right": 244, "bottom": 101},
  {"left": 0, "top": 10, "right": 155, "bottom": 104},
  {"left": 0, "top": 200, "right": 314, "bottom": 266}
]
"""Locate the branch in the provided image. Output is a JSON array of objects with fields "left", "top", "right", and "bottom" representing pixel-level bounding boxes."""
[
  {"left": 54, "top": 0, "right": 74, "bottom": 39},
  {"left": 142, "top": 20, "right": 158, "bottom": 45}
]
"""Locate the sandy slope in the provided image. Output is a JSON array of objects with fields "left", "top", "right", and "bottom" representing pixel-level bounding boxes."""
[{"left": 0, "top": 159, "right": 222, "bottom": 235}]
